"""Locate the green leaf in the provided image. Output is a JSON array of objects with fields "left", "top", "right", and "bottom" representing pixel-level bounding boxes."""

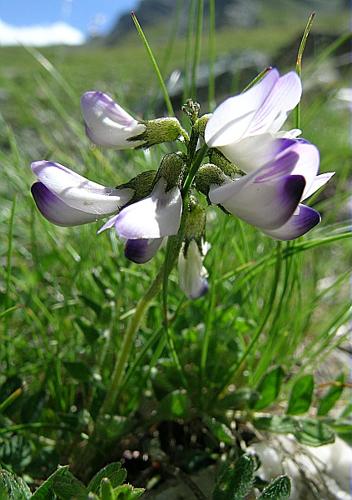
[
  {"left": 253, "top": 416, "right": 296, "bottom": 434},
  {"left": 158, "top": 390, "right": 191, "bottom": 420},
  {"left": 113, "top": 483, "right": 145, "bottom": 499},
  {"left": 88, "top": 462, "right": 127, "bottom": 494},
  {"left": 32, "top": 465, "right": 71, "bottom": 499},
  {"left": 317, "top": 374, "right": 345, "bottom": 416},
  {"left": 258, "top": 475, "right": 291, "bottom": 499},
  {"left": 213, "top": 454, "right": 255, "bottom": 500},
  {"left": 287, "top": 375, "right": 314, "bottom": 415},
  {"left": 218, "top": 389, "right": 256, "bottom": 411},
  {"left": 0, "top": 469, "right": 31, "bottom": 500},
  {"left": 254, "top": 416, "right": 335, "bottom": 446},
  {"left": 204, "top": 417, "right": 234, "bottom": 445},
  {"left": 253, "top": 367, "right": 285, "bottom": 411},
  {"left": 63, "top": 361, "right": 92, "bottom": 383},
  {"left": 52, "top": 469, "right": 88, "bottom": 499},
  {"left": 294, "top": 419, "right": 335, "bottom": 446}
]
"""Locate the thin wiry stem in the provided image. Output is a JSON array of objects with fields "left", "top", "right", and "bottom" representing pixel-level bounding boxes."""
[
  {"left": 294, "top": 12, "right": 315, "bottom": 129},
  {"left": 131, "top": 12, "right": 174, "bottom": 116}
]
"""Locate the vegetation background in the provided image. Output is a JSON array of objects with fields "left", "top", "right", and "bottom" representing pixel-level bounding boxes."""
[{"left": 0, "top": 0, "right": 351, "bottom": 497}]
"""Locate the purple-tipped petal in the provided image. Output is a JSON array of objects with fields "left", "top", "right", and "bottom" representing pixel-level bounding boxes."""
[
  {"left": 81, "top": 91, "right": 146, "bottom": 149},
  {"left": 114, "top": 179, "right": 182, "bottom": 240},
  {"left": 31, "top": 160, "right": 132, "bottom": 215},
  {"left": 209, "top": 148, "right": 299, "bottom": 206},
  {"left": 81, "top": 91, "right": 136, "bottom": 126},
  {"left": 263, "top": 204, "right": 321, "bottom": 240},
  {"left": 289, "top": 142, "right": 320, "bottom": 198},
  {"left": 124, "top": 238, "right": 163, "bottom": 264},
  {"left": 31, "top": 182, "right": 101, "bottom": 226},
  {"left": 210, "top": 174, "right": 305, "bottom": 230}
]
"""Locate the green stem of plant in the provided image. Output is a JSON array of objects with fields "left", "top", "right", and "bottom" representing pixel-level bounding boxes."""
[
  {"left": 182, "top": 144, "right": 208, "bottom": 196},
  {"left": 99, "top": 266, "right": 165, "bottom": 416}
]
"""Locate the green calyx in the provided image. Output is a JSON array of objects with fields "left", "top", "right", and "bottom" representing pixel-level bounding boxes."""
[
  {"left": 117, "top": 170, "right": 156, "bottom": 204},
  {"left": 209, "top": 149, "right": 245, "bottom": 178},
  {"left": 194, "top": 163, "right": 228, "bottom": 196},
  {"left": 155, "top": 152, "right": 185, "bottom": 191},
  {"left": 182, "top": 196, "right": 207, "bottom": 254},
  {"left": 194, "top": 114, "right": 211, "bottom": 137},
  {"left": 132, "top": 117, "right": 183, "bottom": 148}
]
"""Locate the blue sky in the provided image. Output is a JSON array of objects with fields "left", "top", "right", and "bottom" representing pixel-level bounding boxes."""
[{"left": 0, "top": 0, "right": 139, "bottom": 35}]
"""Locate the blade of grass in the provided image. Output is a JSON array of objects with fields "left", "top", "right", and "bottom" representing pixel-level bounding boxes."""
[
  {"left": 208, "top": 0, "right": 216, "bottom": 109},
  {"left": 190, "top": 0, "right": 204, "bottom": 99},
  {"left": 131, "top": 12, "right": 174, "bottom": 116},
  {"left": 3, "top": 197, "right": 16, "bottom": 370},
  {"left": 294, "top": 12, "right": 315, "bottom": 128}
]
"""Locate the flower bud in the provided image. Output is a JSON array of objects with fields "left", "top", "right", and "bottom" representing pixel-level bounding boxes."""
[
  {"left": 194, "top": 114, "right": 211, "bottom": 137},
  {"left": 209, "top": 149, "right": 244, "bottom": 178},
  {"left": 135, "top": 117, "right": 183, "bottom": 149},
  {"left": 194, "top": 163, "right": 228, "bottom": 196},
  {"left": 155, "top": 152, "right": 185, "bottom": 191}
]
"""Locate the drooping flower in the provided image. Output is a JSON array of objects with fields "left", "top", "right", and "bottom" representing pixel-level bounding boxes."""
[
  {"left": 99, "top": 177, "right": 182, "bottom": 263},
  {"left": 178, "top": 239, "right": 209, "bottom": 299},
  {"left": 208, "top": 140, "right": 334, "bottom": 240},
  {"left": 204, "top": 68, "right": 302, "bottom": 171},
  {"left": 81, "top": 91, "right": 183, "bottom": 150},
  {"left": 31, "top": 161, "right": 134, "bottom": 226},
  {"left": 81, "top": 91, "right": 146, "bottom": 149}
]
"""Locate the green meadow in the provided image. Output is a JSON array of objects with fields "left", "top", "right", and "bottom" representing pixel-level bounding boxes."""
[{"left": 0, "top": 4, "right": 351, "bottom": 498}]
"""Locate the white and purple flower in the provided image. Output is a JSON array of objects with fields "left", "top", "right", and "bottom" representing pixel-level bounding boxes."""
[
  {"left": 208, "top": 139, "right": 334, "bottom": 240},
  {"left": 31, "top": 161, "right": 134, "bottom": 226},
  {"left": 81, "top": 91, "right": 146, "bottom": 149},
  {"left": 99, "top": 177, "right": 182, "bottom": 264},
  {"left": 31, "top": 161, "right": 182, "bottom": 264},
  {"left": 205, "top": 68, "right": 302, "bottom": 171}
]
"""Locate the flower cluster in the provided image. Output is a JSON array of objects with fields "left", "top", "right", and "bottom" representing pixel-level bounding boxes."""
[{"left": 31, "top": 68, "right": 334, "bottom": 299}]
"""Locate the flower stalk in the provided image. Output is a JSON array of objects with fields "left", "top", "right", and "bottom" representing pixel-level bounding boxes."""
[{"left": 99, "top": 265, "right": 165, "bottom": 416}]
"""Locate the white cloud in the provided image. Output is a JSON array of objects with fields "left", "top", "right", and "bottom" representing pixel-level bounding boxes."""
[{"left": 0, "top": 19, "right": 85, "bottom": 47}]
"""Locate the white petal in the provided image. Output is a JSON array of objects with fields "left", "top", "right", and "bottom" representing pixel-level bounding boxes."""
[
  {"left": 31, "top": 161, "right": 133, "bottom": 215},
  {"left": 250, "top": 71, "right": 302, "bottom": 135},
  {"left": 302, "top": 172, "right": 335, "bottom": 200},
  {"left": 81, "top": 91, "right": 146, "bottom": 149},
  {"left": 31, "top": 182, "right": 103, "bottom": 226},
  {"left": 114, "top": 178, "right": 182, "bottom": 239},
  {"left": 219, "top": 133, "right": 277, "bottom": 172},
  {"left": 289, "top": 142, "right": 320, "bottom": 199},
  {"left": 178, "top": 240, "right": 208, "bottom": 299},
  {"left": 205, "top": 69, "right": 280, "bottom": 147},
  {"left": 263, "top": 204, "right": 321, "bottom": 240}
]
